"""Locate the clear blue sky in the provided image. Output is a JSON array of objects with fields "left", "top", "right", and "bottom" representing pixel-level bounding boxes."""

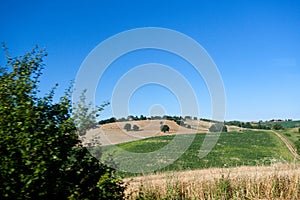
[{"left": 1, "top": 0, "right": 299, "bottom": 121}]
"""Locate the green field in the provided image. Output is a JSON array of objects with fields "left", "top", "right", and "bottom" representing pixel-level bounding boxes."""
[
  {"left": 277, "top": 127, "right": 300, "bottom": 146},
  {"left": 97, "top": 130, "right": 294, "bottom": 176},
  {"left": 262, "top": 120, "right": 300, "bottom": 129}
]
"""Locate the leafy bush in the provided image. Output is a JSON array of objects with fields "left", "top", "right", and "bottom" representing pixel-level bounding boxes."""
[
  {"left": 209, "top": 123, "right": 228, "bottom": 132},
  {"left": 160, "top": 125, "right": 170, "bottom": 133},
  {"left": 273, "top": 124, "right": 284, "bottom": 130},
  {"left": 124, "top": 123, "right": 131, "bottom": 131},
  {"left": 0, "top": 47, "right": 125, "bottom": 199},
  {"left": 133, "top": 124, "right": 140, "bottom": 131}
]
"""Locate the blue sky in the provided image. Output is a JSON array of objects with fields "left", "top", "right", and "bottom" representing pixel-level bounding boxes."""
[{"left": 0, "top": 0, "right": 299, "bottom": 121}]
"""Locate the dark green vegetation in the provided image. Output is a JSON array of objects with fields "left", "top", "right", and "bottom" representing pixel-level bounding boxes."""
[
  {"left": 0, "top": 47, "right": 125, "bottom": 199},
  {"left": 160, "top": 124, "right": 170, "bottom": 133},
  {"left": 100, "top": 115, "right": 194, "bottom": 129},
  {"left": 101, "top": 130, "right": 294, "bottom": 176},
  {"left": 124, "top": 123, "right": 131, "bottom": 131},
  {"left": 123, "top": 123, "right": 140, "bottom": 131},
  {"left": 265, "top": 120, "right": 300, "bottom": 129},
  {"left": 133, "top": 124, "right": 140, "bottom": 131},
  {"left": 209, "top": 123, "right": 228, "bottom": 132},
  {"left": 273, "top": 123, "right": 284, "bottom": 130},
  {"left": 226, "top": 120, "right": 300, "bottom": 130}
]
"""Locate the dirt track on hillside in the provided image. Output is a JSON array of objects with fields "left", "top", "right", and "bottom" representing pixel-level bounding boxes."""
[{"left": 271, "top": 130, "right": 300, "bottom": 160}]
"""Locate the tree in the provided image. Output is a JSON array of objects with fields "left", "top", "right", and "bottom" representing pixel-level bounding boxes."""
[
  {"left": 273, "top": 123, "right": 283, "bottom": 130},
  {"left": 132, "top": 124, "right": 139, "bottom": 131},
  {"left": 298, "top": 128, "right": 300, "bottom": 133},
  {"left": 184, "top": 116, "right": 192, "bottom": 120},
  {"left": 186, "top": 124, "right": 192, "bottom": 129},
  {"left": 160, "top": 125, "right": 170, "bottom": 133},
  {"left": 124, "top": 123, "right": 131, "bottom": 131},
  {"left": 73, "top": 89, "right": 109, "bottom": 136},
  {"left": 244, "top": 122, "right": 253, "bottom": 129},
  {"left": 209, "top": 123, "right": 228, "bottom": 132},
  {"left": 139, "top": 115, "right": 147, "bottom": 120},
  {"left": 0, "top": 46, "right": 125, "bottom": 199},
  {"left": 176, "top": 120, "right": 185, "bottom": 126}
]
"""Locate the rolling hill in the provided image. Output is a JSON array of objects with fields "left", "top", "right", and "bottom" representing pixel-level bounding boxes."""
[{"left": 82, "top": 119, "right": 241, "bottom": 146}]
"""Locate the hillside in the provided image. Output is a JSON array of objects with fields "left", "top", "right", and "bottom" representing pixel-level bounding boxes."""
[
  {"left": 98, "top": 130, "right": 294, "bottom": 175},
  {"left": 83, "top": 119, "right": 241, "bottom": 146},
  {"left": 83, "top": 120, "right": 195, "bottom": 146}
]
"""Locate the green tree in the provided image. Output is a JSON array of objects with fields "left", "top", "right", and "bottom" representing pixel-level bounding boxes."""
[
  {"left": 124, "top": 123, "right": 131, "bottom": 131},
  {"left": 160, "top": 125, "right": 170, "bottom": 133},
  {"left": 186, "top": 124, "right": 192, "bottom": 129},
  {"left": 273, "top": 123, "right": 283, "bottom": 130},
  {"left": 133, "top": 124, "right": 139, "bottom": 131},
  {"left": 0, "top": 46, "right": 125, "bottom": 199},
  {"left": 73, "top": 89, "right": 109, "bottom": 136},
  {"left": 209, "top": 123, "right": 228, "bottom": 132}
]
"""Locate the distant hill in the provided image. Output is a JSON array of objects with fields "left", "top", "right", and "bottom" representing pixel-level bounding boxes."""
[
  {"left": 83, "top": 119, "right": 241, "bottom": 146},
  {"left": 263, "top": 120, "right": 300, "bottom": 129}
]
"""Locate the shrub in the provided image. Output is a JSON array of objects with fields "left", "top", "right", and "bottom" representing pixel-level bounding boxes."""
[
  {"left": 133, "top": 124, "right": 140, "bottom": 131},
  {"left": 160, "top": 125, "right": 170, "bottom": 133},
  {"left": 209, "top": 123, "right": 228, "bottom": 132},
  {"left": 124, "top": 123, "right": 131, "bottom": 131},
  {"left": 0, "top": 47, "right": 125, "bottom": 199},
  {"left": 186, "top": 124, "right": 192, "bottom": 129},
  {"left": 273, "top": 124, "right": 283, "bottom": 130}
]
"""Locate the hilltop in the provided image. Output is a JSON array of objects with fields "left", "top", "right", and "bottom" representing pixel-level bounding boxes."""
[{"left": 82, "top": 119, "right": 241, "bottom": 146}]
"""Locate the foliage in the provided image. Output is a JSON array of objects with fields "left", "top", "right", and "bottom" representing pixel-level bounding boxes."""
[
  {"left": 294, "top": 140, "right": 300, "bottom": 153},
  {"left": 186, "top": 124, "right": 192, "bottom": 129},
  {"left": 209, "top": 123, "right": 227, "bottom": 132},
  {"left": 133, "top": 124, "right": 140, "bottom": 131},
  {"left": 124, "top": 123, "right": 131, "bottom": 131},
  {"left": 244, "top": 122, "right": 253, "bottom": 128},
  {"left": 273, "top": 123, "right": 284, "bottom": 130},
  {"left": 262, "top": 120, "right": 300, "bottom": 129},
  {"left": 226, "top": 121, "right": 271, "bottom": 130},
  {"left": 0, "top": 46, "right": 125, "bottom": 199},
  {"left": 215, "top": 175, "right": 232, "bottom": 199},
  {"left": 101, "top": 131, "right": 293, "bottom": 176},
  {"left": 99, "top": 117, "right": 117, "bottom": 125},
  {"left": 73, "top": 89, "right": 108, "bottom": 136},
  {"left": 160, "top": 125, "right": 170, "bottom": 133}
]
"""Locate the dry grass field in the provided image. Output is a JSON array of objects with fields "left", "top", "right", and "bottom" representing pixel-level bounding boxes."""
[
  {"left": 82, "top": 120, "right": 241, "bottom": 146},
  {"left": 125, "top": 163, "right": 300, "bottom": 199}
]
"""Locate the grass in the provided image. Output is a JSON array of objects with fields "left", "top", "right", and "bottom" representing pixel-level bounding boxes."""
[
  {"left": 277, "top": 127, "right": 300, "bottom": 144},
  {"left": 125, "top": 164, "right": 300, "bottom": 199},
  {"left": 97, "top": 130, "right": 294, "bottom": 176}
]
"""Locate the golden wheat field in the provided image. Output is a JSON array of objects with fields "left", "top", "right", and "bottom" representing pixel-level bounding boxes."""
[{"left": 125, "top": 163, "right": 300, "bottom": 199}]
